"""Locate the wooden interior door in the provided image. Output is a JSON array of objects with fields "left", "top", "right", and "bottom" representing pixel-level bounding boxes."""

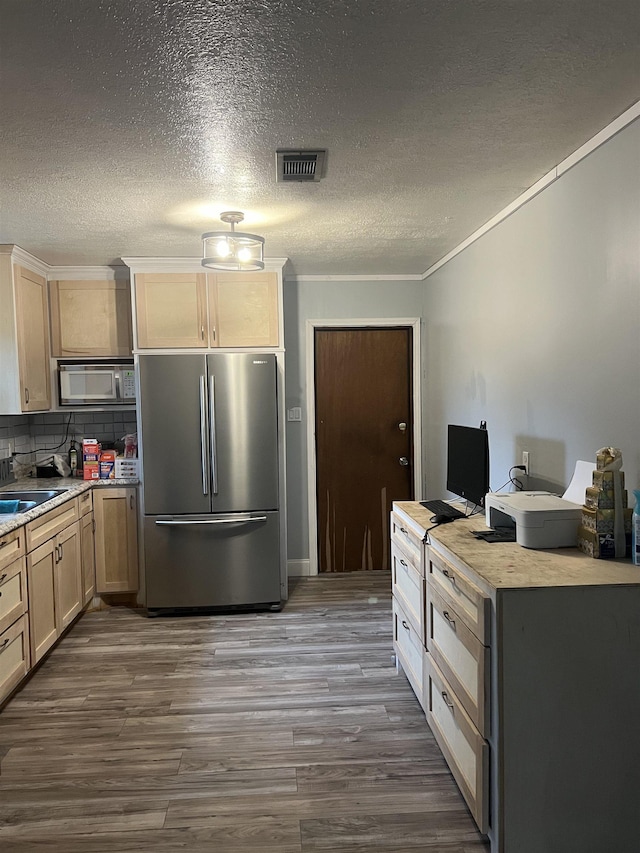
[{"left": 315, "top": 327, "right": 413, "bottom": 572}]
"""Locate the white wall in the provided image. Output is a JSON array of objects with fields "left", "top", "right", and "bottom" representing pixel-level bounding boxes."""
[
  {"left": 283, "top": 279, "right": 425, "bottom": 560},
  {"left": 423, "top": 118, "right": 639, "bottom": 500}
]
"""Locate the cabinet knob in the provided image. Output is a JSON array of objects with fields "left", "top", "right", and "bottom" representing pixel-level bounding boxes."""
[
  {"left": 398, "top": 422, "right": 407, "bottom": 432},
  {"left": 399, "top": 457, "right": 409, "bottom": 467}
]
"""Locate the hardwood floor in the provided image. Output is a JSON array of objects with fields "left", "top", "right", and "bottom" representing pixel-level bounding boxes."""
[{"left": 0, "top": 572, "right": 490, "bottom": 852}]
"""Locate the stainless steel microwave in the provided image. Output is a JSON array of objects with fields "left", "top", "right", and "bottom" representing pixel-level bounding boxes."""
[{"left": 58, "top": 361, "right": 136, "bottom": 406}]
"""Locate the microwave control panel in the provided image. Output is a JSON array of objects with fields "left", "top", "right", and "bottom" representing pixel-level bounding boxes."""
[{"left": 122, "top": 369, "right": 136, "bottom": 399}]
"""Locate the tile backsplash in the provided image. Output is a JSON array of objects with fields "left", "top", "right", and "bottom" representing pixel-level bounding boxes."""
[{"left": 0, "top": 411, "right": 137, "bottom": 469}]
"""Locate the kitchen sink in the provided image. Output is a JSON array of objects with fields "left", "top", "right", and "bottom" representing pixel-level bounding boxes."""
[{"left": 0, "top": 489, "right": 68, "bottom": 512}]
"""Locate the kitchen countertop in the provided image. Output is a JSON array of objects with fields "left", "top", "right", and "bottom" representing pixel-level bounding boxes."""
[
  {"left": 394, "top": 500, "right": 640, "bottom": 590},
  {"left": 0, "top": 477, "right": 138, "bottom": 537}
]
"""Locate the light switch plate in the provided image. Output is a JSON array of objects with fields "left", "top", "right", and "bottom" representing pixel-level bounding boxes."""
[{"left": 287, "top": 407, "right": 302, "bottom": 422}]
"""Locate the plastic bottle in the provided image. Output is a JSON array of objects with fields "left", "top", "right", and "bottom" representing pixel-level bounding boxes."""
[{"left": 633, "top": 489, "right": 640, "bottom": 567}]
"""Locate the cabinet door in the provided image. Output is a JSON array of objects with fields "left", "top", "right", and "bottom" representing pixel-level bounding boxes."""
[
  {"left": 80, "top": 511, "right": 96, "bottom": 604},
  {"left": 13, "top": 264, "right": 50, "bottom": 411},
  {"left": 135, "top": 273, "right": 208, "bottom": 348},
  {"left": 55, "top": 521, "right": 82, "bottom": 630},
  {"left": 27, "top": 539, "right": 58, "bottom": 664},
  {"left": 209, "top": 273, "right": 279, "bottom": 347},
  {"left": 0, "top": 556, "right": 28, "bottom": 636},
  {"left": 94, "top": 488, "right": 139, "bottom": 593},
  {"left": 49, "top": 280, "right": 132, "bottom": 357}
]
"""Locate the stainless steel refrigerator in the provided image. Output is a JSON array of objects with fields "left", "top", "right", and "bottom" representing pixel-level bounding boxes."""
[{"left": 138, "top": 353, "right": 282, "bottom": 612}]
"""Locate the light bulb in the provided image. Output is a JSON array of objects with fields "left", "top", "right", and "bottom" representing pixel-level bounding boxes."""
[
  {"left": 215, "top": 240, "right": 231, "bottom": 258},
  {"left": 237, "top": 247, "right": 252, "bottom": 263}
]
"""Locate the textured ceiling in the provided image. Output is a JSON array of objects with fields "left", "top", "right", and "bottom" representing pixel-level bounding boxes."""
[{"left": 1, "top": 0, "right": 639, "bottom": 276}]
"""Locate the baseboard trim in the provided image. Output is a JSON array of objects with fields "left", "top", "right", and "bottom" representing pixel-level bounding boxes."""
[{"left": 288, "top": 559, "right": 312, "bottom": 577}]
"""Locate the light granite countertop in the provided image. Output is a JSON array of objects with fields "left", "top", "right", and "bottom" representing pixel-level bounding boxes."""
[{"left": 0, "top": 477, "right": 138, "bottom": 538}]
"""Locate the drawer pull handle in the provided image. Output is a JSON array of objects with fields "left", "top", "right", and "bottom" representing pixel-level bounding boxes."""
[
  {"left": 442, "top": 610, "right": 456, "bottom": 629},
  {"left": 441, "top": 690, "right": 455, "bottom": 712},
  {"left": 400, "top": 559, "right": 408, "bottom": 567},
  {"left": 400, "top": 527, "right": 408, "bottom": 534},
  {"left": 0, "top": 540, "right": 8, "bottom": 549},
  {"left": 0, "top": 572, "right": 7, "bottom": 583},
  {"left": 0, "top": 637, "right": 10, "bottom": 653},
  {"left": 401, "top": 619, "right": 410, "bottom": 631},
  {"left": 442, "top": 568, "right": 456, "bottom": 584}
]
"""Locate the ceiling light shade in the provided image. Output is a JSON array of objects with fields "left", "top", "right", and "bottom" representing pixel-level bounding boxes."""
[{"left": 202, "top": 211, "right": 265, "bottom": 271}]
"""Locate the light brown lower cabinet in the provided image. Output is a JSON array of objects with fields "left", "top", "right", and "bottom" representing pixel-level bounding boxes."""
[
  {"left": 26, "top": 537, "right": 58, "bottom": 664},
  {"left": 79, "top": 491, "right": 95, "bottom": 605},
  {"left": 0, "top": 614, "right": 30, "bottom": 704},
  {"left": 94, "top": 487, "right": 139, "bottom": 593},
  {"left": 27, "top": 521, "right": 82, "bottom": 664}
]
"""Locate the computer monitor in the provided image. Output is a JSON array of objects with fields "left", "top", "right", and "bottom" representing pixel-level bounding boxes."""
[{"left": 446, "top": 424, "right": 490, "bottom": 508}]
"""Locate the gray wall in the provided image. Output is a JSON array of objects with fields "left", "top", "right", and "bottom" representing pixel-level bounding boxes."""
[
  {"left": 283, "top": 279, "right": 425, "bottom": 560},
  {"left": 423, "top": 118, "right": 639, "bottom": 501}
]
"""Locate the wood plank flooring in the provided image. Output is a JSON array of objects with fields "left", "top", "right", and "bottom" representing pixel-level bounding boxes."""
[{"left": 0, "top": 572, "right": 490, "bottom": 852}]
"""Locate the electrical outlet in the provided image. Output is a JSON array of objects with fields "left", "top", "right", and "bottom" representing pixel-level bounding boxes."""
[{"left": 522, "top": 451, "right": 530, "bottom": 476}]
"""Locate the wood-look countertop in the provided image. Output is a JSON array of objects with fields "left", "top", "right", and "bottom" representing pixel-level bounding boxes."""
[{"left": 394, "top": 500, "right": 640, "bottom": 591}]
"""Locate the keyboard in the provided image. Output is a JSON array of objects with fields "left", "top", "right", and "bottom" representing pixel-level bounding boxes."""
[{"left": 419, "top": 499, "right": 466, "bottom": 519}]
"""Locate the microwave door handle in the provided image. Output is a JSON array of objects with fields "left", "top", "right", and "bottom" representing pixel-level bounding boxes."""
[
  {"left": 209, "top": 375, "right": 218, "bottom": 496},
  {"left": 114, "top": 370, "right": 122, "bottom": 402},
  {"left": 199, "top": 375, "right": 210, "bottom": 496}
]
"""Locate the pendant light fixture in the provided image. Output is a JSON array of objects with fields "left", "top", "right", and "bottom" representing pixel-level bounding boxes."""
[{"left": 201, "top": 211, "right": 265, "bottom": 271}]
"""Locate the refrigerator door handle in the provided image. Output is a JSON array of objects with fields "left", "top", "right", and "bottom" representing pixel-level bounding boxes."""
[
  {"left": 155, "top": 516, "right": 268, "bottom": 526},
  {"left": 199, "top": 374, "right": 209, "bottom": 495},
  {"left": 209, "top": 375, "right": 219, "bottom": 495}
]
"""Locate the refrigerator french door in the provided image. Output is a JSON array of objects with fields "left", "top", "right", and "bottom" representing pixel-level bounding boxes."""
[{"left": 139, "top": 353, "right": 281, "bottom": 611}]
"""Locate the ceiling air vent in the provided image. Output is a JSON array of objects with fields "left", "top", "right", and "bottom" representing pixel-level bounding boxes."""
[{"left": 276, "top": 149, "right": 327, "bottom": 182}]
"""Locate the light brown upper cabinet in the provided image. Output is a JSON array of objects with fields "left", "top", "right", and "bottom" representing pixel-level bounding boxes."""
[
  {"left": 49, "top": 279, "right": 132, "bottom": 357},
  {"left": 210, "top": 273, "right": 279, "bottom": 348},
  {"left": 0, "top": 247, "right": 51, "bottom": 413},
  {"left": 134, "top": 271, "right": 279, "bottom": 349}
]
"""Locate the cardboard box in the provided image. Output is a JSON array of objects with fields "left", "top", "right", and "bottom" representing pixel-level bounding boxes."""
[
  {"left": 584, "top": 485, "right": 627, "bottom": 510},
  {"left": 83, "top": 462, "right": 99, "bottom": 480},
  {"left": 82, "top": 438, "right": 101, "bottom": 463},
  {"left": 581, "top": 506, "right": 632, "bottom": 535},
  {"left": 577, "top": 525, "right": 631, "bottom": 559},
  {"left": 99, "top": 450, "right": 116, "bottom": 479},
  {"left": 114, "top": 458, "right": 139, "bottom": 480},
  {"left": 592, "top": 470, "right": 625, "bottom": 490}
]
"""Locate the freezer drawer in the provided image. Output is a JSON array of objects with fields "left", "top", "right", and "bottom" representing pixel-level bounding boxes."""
[{"left": 144, "top": 511, "right": 281, "bottom": 610}]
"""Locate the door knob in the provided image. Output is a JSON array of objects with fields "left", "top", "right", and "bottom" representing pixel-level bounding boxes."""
[
  {"left": 398, "top": 422, "right": 407, "bottom": 432},
  {"left": 399, "top": 457, "right": 409, "bottom": 466}
]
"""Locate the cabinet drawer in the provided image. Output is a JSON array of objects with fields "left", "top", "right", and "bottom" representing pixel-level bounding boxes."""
[
  {"left": 428, "top": 547, "right": 490, "bottom": 644},
  {"left": 0, "top": 556, "right": 27, "bottom": 635},
  {"left": 392, "top": 542, "right": 424, "bottom": 641},
  {"left": 78, "top": 489, "right": 92, "bottom": 517},
  {"left": 0, "top": 613, "right": 30, "bottom": 706},
  {"left": 427, "top": 584, "right": 489, "bottom": 736},
  {"left": 424, "top": 653, "right": 489, "bottom": 834},
  {"left": 26, "top": 497, "right": 78, "bottom": 552},
  {"left": 390, "top": 513, "right": 422, "bottom": 570},
  {"left": 0, "top": 527, "right": 25, "bottom": 571},
  {"left": 393, "top": 597, "right": 424, "bottom": 704}
]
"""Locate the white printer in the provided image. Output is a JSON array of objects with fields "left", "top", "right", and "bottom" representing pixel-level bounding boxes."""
[{"left": 484, "top": 491, "right": 583, "bottom": 549}]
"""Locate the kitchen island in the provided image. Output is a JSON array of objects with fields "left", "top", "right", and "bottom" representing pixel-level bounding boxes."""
[{"left": 391, "top": 500, "right": 640, "bottom": 853}]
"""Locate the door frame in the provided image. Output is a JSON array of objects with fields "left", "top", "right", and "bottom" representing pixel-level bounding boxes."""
[{"left": 305, "top": 318, "right": 422, "bottom": 576}]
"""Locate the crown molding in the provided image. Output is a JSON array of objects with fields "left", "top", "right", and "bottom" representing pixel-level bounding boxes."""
[
  {"left": 0, "top": 244, "right": 50, "bottom": 277},
  {"left": 423, "top": 99, "right": 640, "bottom": 280},
  {"left": 121, "top": 256, "right": 288, "bottom": 274},
  {"left": 47, "top": 265, "right": 129, "bottom": 280},
  {"left": 285, "top": 273, "right": 423, "bottom": 282}
]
